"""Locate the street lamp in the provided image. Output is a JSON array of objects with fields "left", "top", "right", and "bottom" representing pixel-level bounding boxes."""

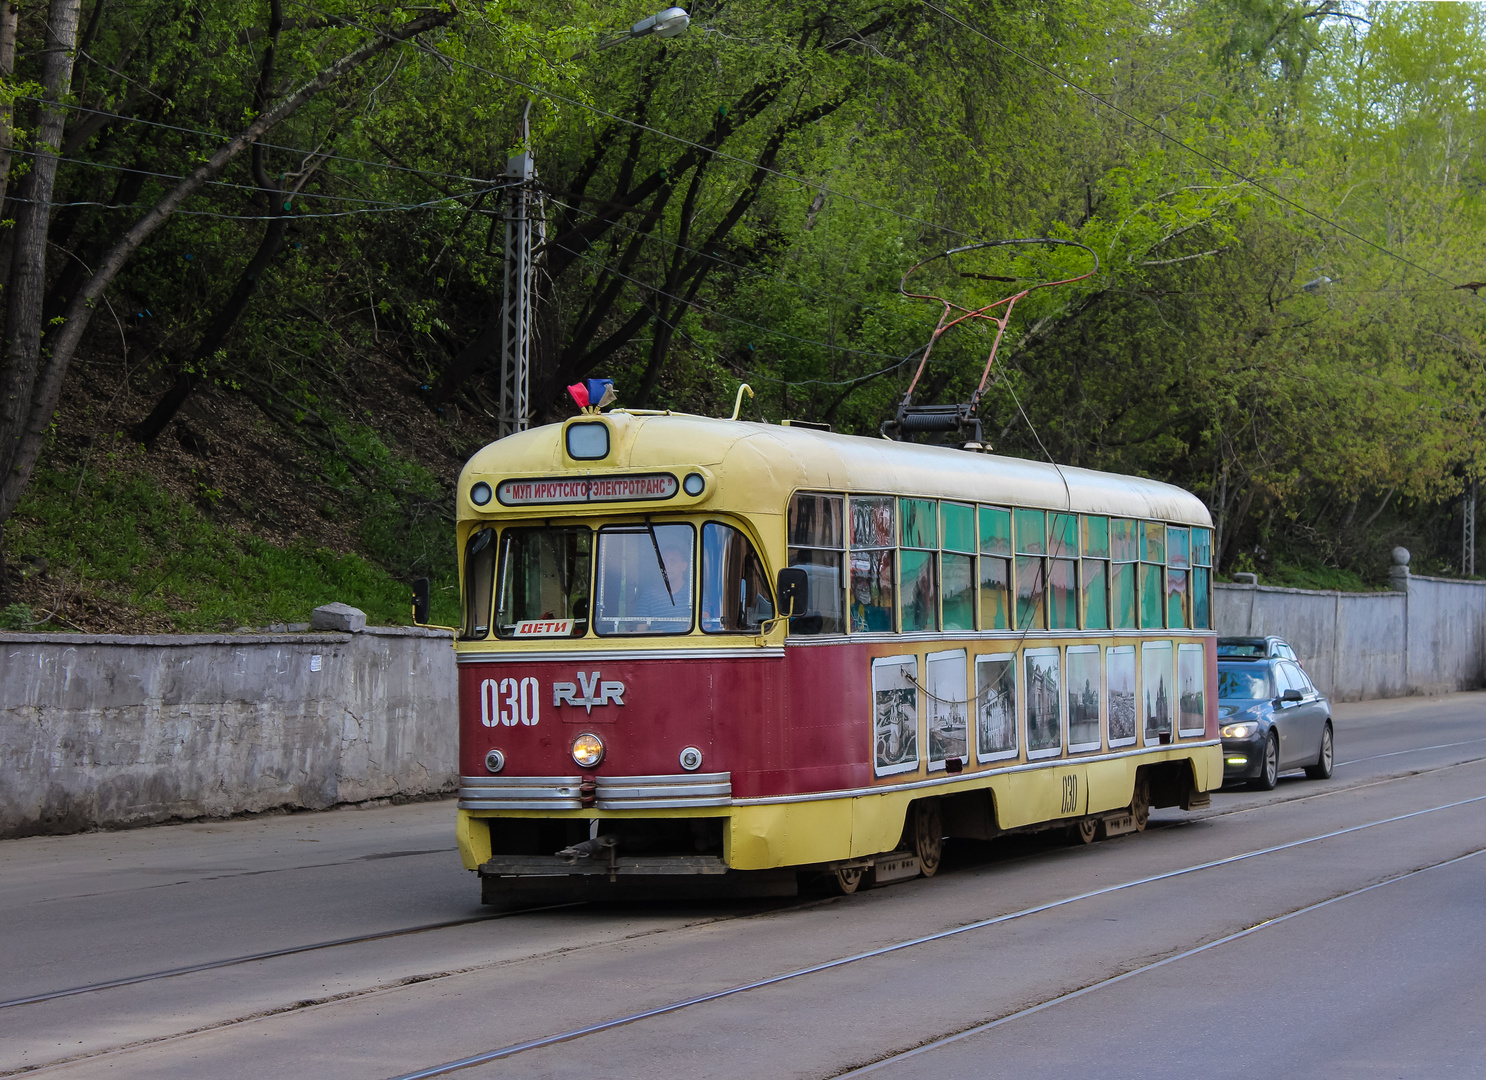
[
  {"left": 599, "top": 7, "right": 691, "bottom": 49},
  {"left": 496, "top": 8, "right": 692, "bottom": 439}
]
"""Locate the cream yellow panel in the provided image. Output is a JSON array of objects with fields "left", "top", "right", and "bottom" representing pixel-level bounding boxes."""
[
  {"left": 456, "top": 810, "right": 493, "bottom": 871},
  {"left": 727, "top": 801, "right": 854, "bottom": 869},
  {"left": 848, "top": 791, "right": 916, "bottom": 858}
]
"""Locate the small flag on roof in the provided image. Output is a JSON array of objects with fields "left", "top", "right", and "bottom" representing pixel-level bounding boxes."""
[{"left": 568, "top": 378, "right": 616, "bottom": 412}]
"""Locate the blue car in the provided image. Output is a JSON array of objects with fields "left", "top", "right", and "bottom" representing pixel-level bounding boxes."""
[{"left": 1218, "top": 656, "right": 1334, "bottom": 790}]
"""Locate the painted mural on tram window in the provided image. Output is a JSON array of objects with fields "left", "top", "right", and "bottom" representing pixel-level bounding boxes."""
[
  {"left": 1025, "top": 648, "right": 1062, "bottom": 757},
  {"left": 1142, "top": 641, "right": 1174, "bottom": 742},
  {"left": 1066, "top": 646, "right": 1101, "bottom": 750},
  {"left": 975, "top": 654, "right": 1017, "bottom": 762},
  {"left": 872, "top": 655, "right": 920, "bottom": 777},
  {"left": 926, "top": 650, "right": 969, "bottom": 769},
  {"left": 1108, "top": 645, "right": 1137, "bottom": 746},
  {"left": 1178, "top": 643, "right": 1206, "bottom": 735}
]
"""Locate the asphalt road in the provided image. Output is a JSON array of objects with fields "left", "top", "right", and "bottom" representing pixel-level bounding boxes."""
[{"left": 3, "top": 692, "right": 1484, "bottom": 1079}]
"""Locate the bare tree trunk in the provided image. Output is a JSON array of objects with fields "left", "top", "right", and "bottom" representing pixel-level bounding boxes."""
[
  {"left": 0, "top": 1, "right": 20, "bottom": 212},
  {"left": 0, "top": 5, "right": 457, "bottom": 531},
  {"left": 0, "top": 0, "right": 83, "bottom": 495}
]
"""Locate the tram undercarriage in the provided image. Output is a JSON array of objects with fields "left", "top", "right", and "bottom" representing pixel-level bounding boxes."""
[{"left": 472, "top": 761, "right": 1211, "bottom": 903}]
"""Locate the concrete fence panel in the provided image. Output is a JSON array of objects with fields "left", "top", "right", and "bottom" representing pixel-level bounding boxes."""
[{"left": 1, "top": 626, "right": 455, "bottom": 839}]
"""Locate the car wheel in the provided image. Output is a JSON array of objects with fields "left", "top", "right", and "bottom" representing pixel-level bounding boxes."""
[
  {"left": 1075, "top": 817, "right": 1100, "bottom": 844},
  {"left": 1305, "top": 722, "right": 1334, "bottom": 780},
  {"left": 1249, "top": 731, "right": 1279, "bottom": 791}
]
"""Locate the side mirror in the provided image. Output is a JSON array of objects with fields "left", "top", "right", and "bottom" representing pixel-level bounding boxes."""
[
  {"left": 411, "top": 577, "right": 431, "bottom": 625},
  {"left": 1280, "top": 688, "right": 1303, "bottom": 702},
  {"left": 775, "top": 567, "right": 808, "bottom": 619}
]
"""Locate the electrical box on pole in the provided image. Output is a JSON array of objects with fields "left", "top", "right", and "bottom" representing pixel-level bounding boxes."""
[{"left": 499, "top": 150, "right": 538, "bottom": 439}]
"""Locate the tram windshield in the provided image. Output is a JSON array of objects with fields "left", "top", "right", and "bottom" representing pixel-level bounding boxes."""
[
  {"left": 594, "top": 523, "right": 696, "bottom": 635},
  {"left": 494, "top": 527, "right": 592, "bottom": 638},
  {"left": 1217, "top": 664, "right": 1273, "bottom": 700}
]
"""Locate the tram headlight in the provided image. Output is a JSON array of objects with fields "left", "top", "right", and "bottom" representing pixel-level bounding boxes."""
[
  {"left": 678, "top": 746, "right": 703, "bottom": 772},
  {"left": 484, "top": 748, "right": 505, "bottom": 774},
  {"left": 571, "top": 732, "right": 605, "bottom": 768},
  {"left": 470, "top": 481, "right": 493, "bottom": 506},
  {"left": 683, "top": 472, "right": 705, "bottom": 497},
  {"left": 1221, "top": 722, "right": 1257, "bottom": 739}
]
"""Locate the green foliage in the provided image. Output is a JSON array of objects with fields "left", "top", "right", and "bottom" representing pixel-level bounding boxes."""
[{"left": 8, "top": 465, "right": 459, "bottom": 631}]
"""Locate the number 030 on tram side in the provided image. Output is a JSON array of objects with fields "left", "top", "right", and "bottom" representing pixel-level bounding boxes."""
[{"left": 449, "top": 409, "right": 1221, "bottom": 900}]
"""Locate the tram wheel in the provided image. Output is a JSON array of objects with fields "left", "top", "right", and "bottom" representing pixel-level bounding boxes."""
[
  {"left": 913, "top": 801, "right": 944, "bottom": 877},
  {"left": 1131, "top": 775, "right": 1150, "bottom": 833},
  {"left": 833, "top": 866, "right": 865, "bottom": 895},
  {"left": 1075, "top": 817, "right": 1100, "bottom": 844}
]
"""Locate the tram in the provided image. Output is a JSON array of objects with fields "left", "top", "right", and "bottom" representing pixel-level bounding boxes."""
[{"left": 435, "top": 405, "right": 1220, "bottom": 900}]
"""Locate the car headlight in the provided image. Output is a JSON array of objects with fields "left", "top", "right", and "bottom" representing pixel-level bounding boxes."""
[
  {"left": 1221, "top": 722, "right": 1257, "bottom": 739},
  {"left": 571, "top": 732, "right": 605, "bottom": 768}
]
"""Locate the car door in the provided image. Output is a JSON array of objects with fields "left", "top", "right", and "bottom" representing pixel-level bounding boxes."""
[{"left": 1276, "top": 660, "right": 1321, "bottom": 766}]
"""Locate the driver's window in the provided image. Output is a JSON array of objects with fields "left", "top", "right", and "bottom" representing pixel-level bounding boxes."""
[{"left": 700, "top": 523, "right": 775, "bottom": 633}]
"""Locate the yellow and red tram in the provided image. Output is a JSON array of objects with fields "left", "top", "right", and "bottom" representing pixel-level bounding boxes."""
[{"left": 446, "top": 408, "right": 1220, "bottom": 899}]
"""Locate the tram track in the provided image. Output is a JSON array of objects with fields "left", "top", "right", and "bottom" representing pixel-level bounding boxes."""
[
  {"left": 831, "top": 844, "right": 1486, "bottom": 1078},
  {"left": 10, "top": 758, "right": 1484, "bottom": 1079},
  {"left": 8, "top": 748, "right": 1483, "bottom": 1021},
  {"left": 378, "top": 789, "right": 1486, "bottom": 1080}
]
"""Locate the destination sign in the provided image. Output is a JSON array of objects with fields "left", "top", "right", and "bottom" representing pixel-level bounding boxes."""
[{"left": 496, "top": 473, "right": 679, "bottom": 506}]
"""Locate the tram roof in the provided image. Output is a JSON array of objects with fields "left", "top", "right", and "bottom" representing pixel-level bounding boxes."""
[{"left": 460, "top": 412, "right": 1212, "bottom": 527}]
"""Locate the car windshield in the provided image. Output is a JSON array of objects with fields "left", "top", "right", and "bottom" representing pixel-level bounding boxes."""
[{"left": 1218, "top": 664, "right": 1273, "bottom": 700}]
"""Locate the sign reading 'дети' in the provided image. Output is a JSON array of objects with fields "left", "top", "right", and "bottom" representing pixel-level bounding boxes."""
[{"left": 496, "top": 473, "right": 679, "bottom": 506}]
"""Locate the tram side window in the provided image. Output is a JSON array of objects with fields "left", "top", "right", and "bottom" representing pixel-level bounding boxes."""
[
  {"left": 1014, "top": 508, "right": 1047, "bottom": 630},
  {"left": 494, "top": 527, "right": 592, "bottom": 638},
  {"left": 461, "top": 527, "right": 497, "bottom": 639},
  {"left": 594, "top": 524, "right": 694, "bottom": 636},
  {"left": 700, "top": 523, "right": 775, "bottom": 633},
  {"left": 900, "top": 497, "right": 938, "bottom": 632},
  {"left": 979, "top": 506, "right": 1012, "bottom": 630},
  {"left": 1082, "top": 515, "right": 1110, "bottom": 630},
  {"left": 941, "top": 502, "right": 976, "bottom": 632},
  {"left": 1110, "top": 518, "right": 1139, "bottom": 629},
  {"left": 787, "top": 492, "right": 845, "bottom": 634},
  {"left": 1048, "top": 512, "right": 1078, "bottom": 629},
  {"left": 1166, "top": 525, "right": 1190, "bottom": 628},
  {"left": 1191, "top": 527, "right": 1213, "bottom": 629},
  {"left": 1139, "top": 521, "right": 1165, "bottom": 630},
  {"left": 850, "top": 496, "right": 895, "bottom": 632}
]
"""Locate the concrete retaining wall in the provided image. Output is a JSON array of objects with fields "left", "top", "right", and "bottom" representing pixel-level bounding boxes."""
[
  {"left": 1216, "top": 570, "right": 1486, "bottom": 702},
  {"left": 7, "top": 564, "right": 1485, "bottom": 837},
  {"left": 0, "top": 626, "right": 456, "bottom": 839}
]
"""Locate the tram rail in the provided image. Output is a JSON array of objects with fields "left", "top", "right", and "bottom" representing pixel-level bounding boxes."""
[
  {"left": 7, "top": 747, "right": 1484, "bottom": 1019},
  {"left": 380, "top": 790, "right": 1486, "bottom": 1080},
  {"left": 834, "top": 845, "right": 1486, "bottom": 1078}
]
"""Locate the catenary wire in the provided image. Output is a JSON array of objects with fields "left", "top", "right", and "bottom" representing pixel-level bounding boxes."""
[
  {"left": 281, "top": 0, "right": 985, "bottom": 244},
  {"left": 19, "top": 96, "right": 495, "bottom": 185},
  {"left": 920, "top": 0, "right": 1474, "bottom": 295},
  {"left": 380, "top": 790, "right": 1486, "bottom": 1079},
  {"left": 5, "top": 143, "right": 505, "bottom": 209}
]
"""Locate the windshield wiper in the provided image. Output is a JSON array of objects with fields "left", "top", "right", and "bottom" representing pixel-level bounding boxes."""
[{"left": 643, "top": 516, "right": 676, "bottom": 606}]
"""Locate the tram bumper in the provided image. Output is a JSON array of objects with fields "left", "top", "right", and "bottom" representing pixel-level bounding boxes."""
[{"left": 477, "top": 852, "right": 796, "bottom": 901}]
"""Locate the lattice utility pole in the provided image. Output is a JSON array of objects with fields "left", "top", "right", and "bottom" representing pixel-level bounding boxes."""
[
  {"left": 1464, "top": 480, "right": 1477, "bottom": 577},
  {"left": 497, "top": 149, "right": 537, "bottom": 438}
]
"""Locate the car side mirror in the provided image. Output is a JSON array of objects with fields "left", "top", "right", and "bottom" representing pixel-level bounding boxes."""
[
  {"left": 776, "top": 567, "right": 808, "bottom": 619},
  {"left": 411, "top": 577, "right": 431, "bottom": 625},
  {"left": 1280, "top": 688, "right": 1303, "bottom": 702}
]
